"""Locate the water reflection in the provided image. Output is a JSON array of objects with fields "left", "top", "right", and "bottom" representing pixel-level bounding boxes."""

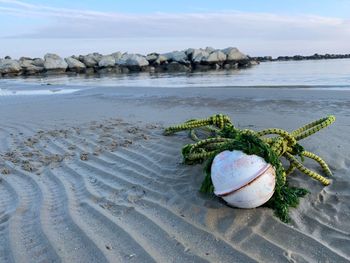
[
  {"left": 0, "top": 88, "right": 80, "bottom": 96},
  {"left": 1, "top": 59, "right": 350, "bottom": 88}
]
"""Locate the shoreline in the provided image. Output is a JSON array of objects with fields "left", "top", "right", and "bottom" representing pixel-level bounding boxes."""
[{"left": 253, "top": 53, "right": 350, "bottom": 62}]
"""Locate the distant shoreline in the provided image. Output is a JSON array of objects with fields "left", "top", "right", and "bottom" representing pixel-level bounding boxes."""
[{"left": 252, "top": 53, "right": 350, "bottom": 62}]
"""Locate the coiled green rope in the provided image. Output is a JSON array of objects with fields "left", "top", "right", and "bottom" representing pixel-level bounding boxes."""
[{"left": 164, "top": 114, "right": 335, "bottom": 222}]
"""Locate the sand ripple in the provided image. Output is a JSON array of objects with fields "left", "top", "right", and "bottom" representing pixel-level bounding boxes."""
[{"left": 0, "top": 119, "right": 349, "bottom": 263}]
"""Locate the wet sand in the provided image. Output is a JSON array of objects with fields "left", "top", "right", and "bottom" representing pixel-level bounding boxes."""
[{"left": 0, "top": 83, "right": 349, "bottom": 262}]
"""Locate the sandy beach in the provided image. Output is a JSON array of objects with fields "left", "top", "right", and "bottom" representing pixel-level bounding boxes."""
[{"left": 0, "top": 82, "right": 349, "bottom": 262}]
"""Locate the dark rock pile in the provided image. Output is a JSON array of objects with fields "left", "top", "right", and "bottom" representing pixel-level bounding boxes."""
[
  {"left": 0, "top": 47, "right": 257, "bottom": 77},
  {"left": 252, "top": 53, "right": 350, "bottom": 62}
]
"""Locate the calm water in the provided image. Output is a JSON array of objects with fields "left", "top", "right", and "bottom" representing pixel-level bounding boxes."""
[{"left": 1, "top": 59, "right": 350, "bottom": 96}]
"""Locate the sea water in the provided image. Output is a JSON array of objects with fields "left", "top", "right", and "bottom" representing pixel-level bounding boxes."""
[{"left": 0, "top": 59, "right": 350, "bottom": 95}]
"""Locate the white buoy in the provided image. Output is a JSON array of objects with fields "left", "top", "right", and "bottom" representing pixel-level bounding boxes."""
[{"left": 211, "top": 150, "right": 276, "bottom": 208}]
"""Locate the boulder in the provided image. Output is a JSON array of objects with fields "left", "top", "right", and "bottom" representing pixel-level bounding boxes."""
[
  {"left": 117, "top": 54, "right": 149, "bottom": 67},
  {"left": 154, "top": 55, "right": 167, "bottom": 65},
  {"left": 97, "top": 65, "right": 121, "bottom": 74},
  {"left": 32, "top": 58, "right": 44, "bottom": 67},
  {"left": 192, "top": 50, "right": 210, "bottom": 63},
  {"left": 116, "top": 54, "right": 127, "bottom": 65},
  {"left": 98, "top": 55, "right": 116, "bottom": 68},
  {"left": 222, "top": 47, "right": 247, "bottom": 61},
  {"left": 127, "top": 55, "right": 149, "bottom": 71},
  {"left": 185, "top": 48, "right": 195, "bottom": 56},
  {"left": 186, "top": 48, "right": 201, "bottom": 60},
  {"left": 80, "top": 53, "right": 102, "bottom": 67},
  {"left": 116, "top": 54, "right": 149, "bottom": 71},
  {"left": 65, "top": 57, "right": 86, "bottom": 73},
  {"left": 19, "top": 56, "right": 32, "bottom": 61},
  {"left": 19, "top": 58, "right": 44, "bottom": 74},
  {"left": 164, "top": 62, "right": 190, "bottom": 72},
  {"left": 146, "top": 53, "right": 159, "bottom": 63},
  {"left": 0, "top": 59, "right": 22, "bottom": 75},
  {"left": 81, "top": 55, "right": 97, "bottom": 67},
  {"left": 162, "top": 51, "right": 188, "bottom": 64},
  {"left": 110, "top": 52, "right": 122, "bottom": 61},
  {"left": 44, "top": 53, "right": 68, "bottom": 73},
  {"left": 203, "top": 50, "right": 226, "bottom": 64},
  {"left": 205, "top": 47, "right": 215, "bottom": 53}
]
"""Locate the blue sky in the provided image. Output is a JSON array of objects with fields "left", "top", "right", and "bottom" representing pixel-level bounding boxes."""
[
  {"left": 3, "top": 0, "right": 350, "bottom": 17},
  {"left": 0, "top": 0, "right": 349, "bottom": 58}
]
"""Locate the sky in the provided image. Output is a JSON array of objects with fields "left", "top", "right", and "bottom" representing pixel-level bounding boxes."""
[{"left": 0, "top": 0, "right": 350, "bottom": 58}]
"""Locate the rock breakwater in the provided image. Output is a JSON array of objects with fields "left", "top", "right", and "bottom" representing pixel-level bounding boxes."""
[{"left": 0, "top": 47, "right": 256, "bottom": 77}]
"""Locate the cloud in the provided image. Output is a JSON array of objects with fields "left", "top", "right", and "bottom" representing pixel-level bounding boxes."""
[{"left": 0, "top": 0, "right": 349, "bottom": 57}]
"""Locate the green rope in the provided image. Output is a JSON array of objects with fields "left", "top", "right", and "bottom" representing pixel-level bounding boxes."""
[{"left": 164, "top": 114, "right": 335, "bottom": 223}]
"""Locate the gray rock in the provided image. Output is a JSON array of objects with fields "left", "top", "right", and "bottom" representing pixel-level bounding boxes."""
[
  {"left": 185, "top": 48, "right": 195, "bottom": 56},
  {"left": 44, "top": 53, "right": 68, "bottom": 73},
  {"left": 65, "top": 57, "right": 86, "bottom": 72},
  {"left": 81, "top": 55, "right": 97, "bottom": 67},
  {"left": 189, "top": 48, "right": 226, "bottom": 64},
  {"left": 192, "top": 50, "right": 210, "bottom": 63},
  {"left": 164, "top": 62, "right": 190, "bottom": 72},
  {"left": 116, "top": 53, "right": 129, "bottom": 65},
  {"left": 186, "top": 48, "right": 202, "bottom": 60},
  {"left": 19, "top": 56, "right": 32, "bottom": 61},
  {"left": 32, "top": 58, "right": 44, "bottom": 67},
  {"left": 154, "top": 55, "right": 167, "bottom": 65},
  {"left": 0, "top": 59, "right": 22, "bottom": 75},
  {"left": 146, "top": 53, "right": 159, "bottom": 63},
  {"left": 19, "top": 58, "right": 44, "bottom": 74},
  {"left": 98, "top": 56, "right": 116, "bottom": 68},
  {"left": 110, "top": 52, "right": 122, "bottom": 61},
  {"left": 92, "top": 53, "right": 103, "bottom": 59},
  {"left": 162, "top": 51, "right": 188, "bottom": 64},
  {"left": 205, "top": 47, "right": 215, "bottom": 53},
  {"left": 80, "top": 53, "right": 102, "bottom": 67},
  {"left": 222, "top": 47, "right": 247, "bottom": 61},
  {"left": 97, "top": 65, "right": 121, "bottom": 74},
  {"left": 117, "top": 54, "right": 149, "bottom": 67},
  {"left": 127, "top": 55, "right": 149, "bottom": 67},
  {"left": 203, "top": 50, "right": 226, "bottom": 63}
]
